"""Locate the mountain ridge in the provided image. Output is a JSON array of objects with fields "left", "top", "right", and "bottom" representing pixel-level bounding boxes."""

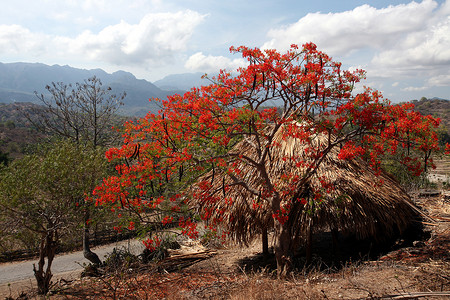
[{"left": 0, "top": 62, "right": 193, "bottom": 116}]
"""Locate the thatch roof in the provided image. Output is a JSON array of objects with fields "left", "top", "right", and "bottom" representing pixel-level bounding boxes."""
[{"left": 189, "top": 122, "right": 419, "bottom": 246}]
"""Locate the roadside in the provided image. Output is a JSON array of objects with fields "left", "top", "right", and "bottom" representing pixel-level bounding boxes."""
[{"left": 0, "top": 238, "right": 145, "bottom": 298}]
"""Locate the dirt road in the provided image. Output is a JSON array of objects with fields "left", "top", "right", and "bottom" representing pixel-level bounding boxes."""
[{"left": 0, "top": 239, "right": 145, "bottom": 286}]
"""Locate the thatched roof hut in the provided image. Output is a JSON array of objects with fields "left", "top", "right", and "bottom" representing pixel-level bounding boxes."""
[{"left": 189, "top": 122, "right": 419, "bottom": 249}]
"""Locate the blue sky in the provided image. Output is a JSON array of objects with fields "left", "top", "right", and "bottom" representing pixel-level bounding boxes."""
[{"left": 0, "top": 0, "right": 449, "bottom": 102}]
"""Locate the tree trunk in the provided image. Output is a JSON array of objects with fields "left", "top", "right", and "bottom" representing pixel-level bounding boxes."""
[
  {"left": 271, "top": 193, "right": 295, "bottom": 277},
  {"left": 33, "top": 229, "right": 58, "bottom": 295},
  {"left": 274, "top": 223, "right": 293, "bottom": 278},
  {"left": 83, "top": 210, "right": 102, "bottom": 266}
]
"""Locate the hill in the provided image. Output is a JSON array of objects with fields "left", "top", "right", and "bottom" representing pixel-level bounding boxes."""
[
  {"left": 411, "top": 97, "right": 450, "bottom": 130},
  {"left": 0, "top": 62, "right": 183, "bottom": 117},
  {"left": 0, "top": 103, "right": 46, "bottom": 160},
  {"left": 0, "top": 102, "right": 129, "bottom": 161},
  {"left": 411, "top": 97, "right": 450, "bottom": 146}
]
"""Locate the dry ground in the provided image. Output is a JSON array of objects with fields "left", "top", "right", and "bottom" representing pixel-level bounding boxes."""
[{"left": 2, "top": 191, "right": 448, "bottom": 300}]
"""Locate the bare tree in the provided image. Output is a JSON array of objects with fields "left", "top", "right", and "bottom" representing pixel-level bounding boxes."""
[
  {"left": 24, "top": 76, "right": 126, "bottom": 265},
  {"left": 30, "top": 76, "right": 126, "bottom": 147}
]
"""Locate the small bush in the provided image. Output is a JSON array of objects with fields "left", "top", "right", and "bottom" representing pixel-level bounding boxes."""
[
  {"left": 140, "top": 235, "right": 181, "bottom": 263},
  {"left": 103, "top": 247, "right": 140, "bottom": 273}
]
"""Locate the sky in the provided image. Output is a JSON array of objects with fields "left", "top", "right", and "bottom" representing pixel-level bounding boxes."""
[{"left": 0, "top": 0, "right": 449, "bottom": 102}]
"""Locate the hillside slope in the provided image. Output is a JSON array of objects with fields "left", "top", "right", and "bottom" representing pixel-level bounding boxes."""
[{"left": 412, "top": 97, "right": 450, "bottom": 131}]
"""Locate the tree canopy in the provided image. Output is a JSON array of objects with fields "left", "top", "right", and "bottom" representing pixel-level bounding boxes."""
[{"left": 93, "top": 43, "right": 445, "bottom": 275}]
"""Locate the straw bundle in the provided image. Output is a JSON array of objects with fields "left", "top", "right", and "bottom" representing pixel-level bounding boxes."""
[{"left": 189, "top": 122, "right": 418, "bottom": 247}]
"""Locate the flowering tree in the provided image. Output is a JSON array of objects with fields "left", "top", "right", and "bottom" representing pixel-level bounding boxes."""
[{"left": 93, "top": 43, "right": 444, "bottom": 275}]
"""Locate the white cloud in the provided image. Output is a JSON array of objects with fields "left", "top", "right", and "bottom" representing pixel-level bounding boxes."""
[
  {"left": 0, "top": 25, "right": 49, "bottom": 55},
  {"left": 401, "top": 85, "right": 429, "bottom": 92},
  {"left": 372, "top": 16, "right": 450, "bottom": 69},
  {"left": 427, "top": 74, "right": 450, "bottom": 86},
  {"left": 260, "top": 0, "right": 450, "bottom": 97},
  {"left": 0, "top": 10, "right": 206, "bottom": 67},
  {"left": 69, "top": 10, "right": 206, "bottom": 65},
  {"left": 185, "top": 52, "right": 247, "bottom": 72},
  {"left": 262, "top": 0, "right": 438, "bottom": 56}
]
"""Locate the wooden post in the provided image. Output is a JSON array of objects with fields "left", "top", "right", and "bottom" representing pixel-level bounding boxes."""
[
  {"left": 306, "top": 218, "right": 313, "bottom": 264},
  {"left": 262, "top": 227, "right": 269, "bottom": 256}
]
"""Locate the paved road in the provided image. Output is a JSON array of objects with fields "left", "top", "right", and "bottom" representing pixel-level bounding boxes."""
[{"left": 0, "top": 239, "right": 145, "bottom": 285}]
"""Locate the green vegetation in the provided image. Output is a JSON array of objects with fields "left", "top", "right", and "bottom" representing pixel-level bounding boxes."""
[
  {"left": 0, "top": 77, "right": 128, "bottom": 295},
  {"left": 0, "top": 140, "right": 112, "bottom": 294},
  {"left": 0, "top": 150, "right": 8, "bottom": 166}
]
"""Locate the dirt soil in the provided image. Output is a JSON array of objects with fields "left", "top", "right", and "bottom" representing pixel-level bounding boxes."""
[{"left": 2, "top": 191, "right": 448, "bottom": 300}]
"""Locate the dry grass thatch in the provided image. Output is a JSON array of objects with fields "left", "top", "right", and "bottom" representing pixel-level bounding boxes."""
[{"left": 189, "top": 122, "right": 419, "bottom": 246}]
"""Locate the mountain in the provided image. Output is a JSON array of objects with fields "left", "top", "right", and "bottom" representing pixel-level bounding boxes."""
[
  {"left": 0, "top": 62, "right": 180, "bottom": 116},
  {"left": 153, "top": 72, "right": 212, "bottom": 91}
]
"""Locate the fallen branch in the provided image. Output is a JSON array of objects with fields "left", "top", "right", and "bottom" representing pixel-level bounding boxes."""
[{"left": 158, "top": 250, "right": 217, "bottom": 272}]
